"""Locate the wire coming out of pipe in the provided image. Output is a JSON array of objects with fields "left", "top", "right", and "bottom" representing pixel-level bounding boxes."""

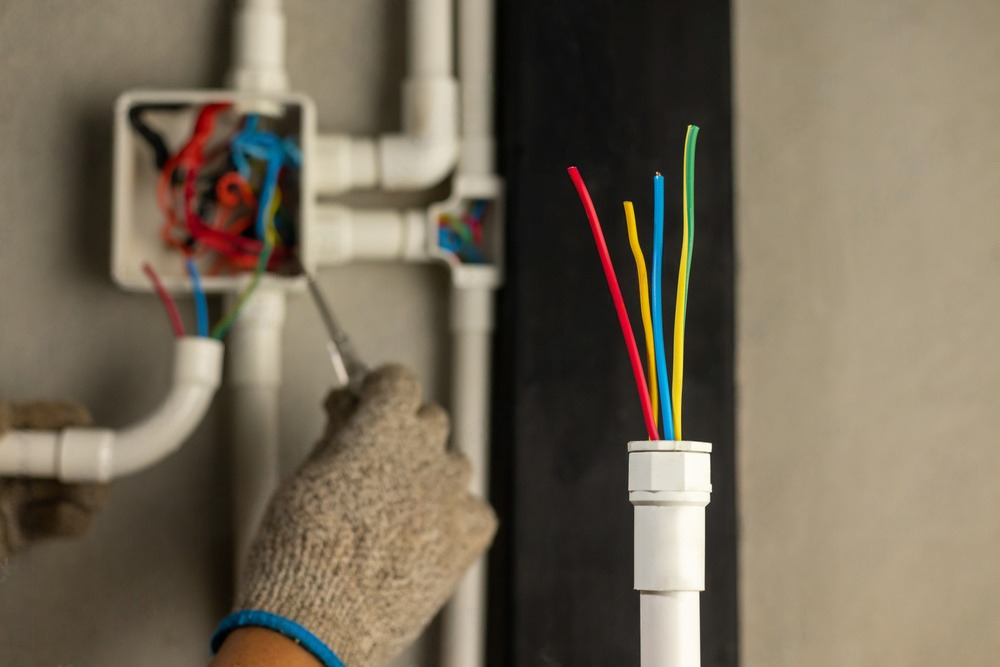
[
  {"left": 651, "top": 173, "right": 676, "bottom": 440},
  {"left": 624, "top": 201, "right": 658, "bottom": 430},
  {"left": 187, "top": 258, "right": 209, "bottom": 337},
  {"left": 672, "top": 125, "right": 699, "bottom": 439},
  {"left": 568, "top": 125, "right": 700, "bottom": 441},
  {"left": 567, "top": 166, "right": 659, "bottom": 441},
  {"left": 142, "top": 263, "right": 186, "bottom": 338}
]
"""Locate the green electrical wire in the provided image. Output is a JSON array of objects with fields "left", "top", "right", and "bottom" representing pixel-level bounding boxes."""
[
  {"left": 671, "top": 124, "right": 699, "bottom": 439},
  {"left": 211, "top": 243, "right": 274, "bottom": 340}
]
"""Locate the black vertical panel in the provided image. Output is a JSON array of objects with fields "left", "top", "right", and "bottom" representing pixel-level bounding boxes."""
[{"left": 491, "top": 1, "right": 737, "bottom": 665}]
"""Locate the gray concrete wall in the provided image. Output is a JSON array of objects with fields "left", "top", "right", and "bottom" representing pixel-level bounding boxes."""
[
  {"left": 735, "top": 0, "right": 1000, "bottom": 664},
  {"left": 0, "top": 1, "right": 440, "bottom": 665}
]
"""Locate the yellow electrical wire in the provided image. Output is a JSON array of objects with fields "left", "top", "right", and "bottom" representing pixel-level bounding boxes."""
[
  {"left": 624, "top": 201, "right": 658, "bottom": 428},
  {"left": 267, "top": 189, "right": 282, "bottom": 246},
  {"left": 672, "top": 125, "right": 698, "bottom": 439}
]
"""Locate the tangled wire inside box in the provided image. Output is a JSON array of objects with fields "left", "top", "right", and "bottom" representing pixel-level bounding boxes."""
[{"left": 113, "top": 92, "right": 315, "bottom": 292}]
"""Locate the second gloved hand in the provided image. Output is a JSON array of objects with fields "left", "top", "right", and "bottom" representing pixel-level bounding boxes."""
[
  {"left": 218, "top": 365, "right": 497, "bottom": 667},
  {"left": 0, "top": 401, "right": 110, "bottom": 561}
]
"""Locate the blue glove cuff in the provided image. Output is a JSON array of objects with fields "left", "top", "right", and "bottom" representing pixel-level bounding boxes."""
[{"left": 211, "top": 609, "right": 346, "bottom": 667}]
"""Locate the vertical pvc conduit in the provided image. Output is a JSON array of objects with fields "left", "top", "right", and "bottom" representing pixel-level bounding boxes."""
[
  {"left": 629, "top": 441, "right": 712, "bottom": 667},
  {"left": 409, "top": 0, "right": 452, "bottom": 78},
  {"left": 441, "top": 269, "right": 498, "bottom": 667},
  {"left": 458, "top": 0, "right": 496, "bottom": 176},
  {"left": 227, "top": 0, "right": 289, "bottom": 95},
  {"left": 226, "top": 0, "right": 288, "bottom": 580},
  {"left": 228, "top": 287, "right": 287, "bottom": 579}
]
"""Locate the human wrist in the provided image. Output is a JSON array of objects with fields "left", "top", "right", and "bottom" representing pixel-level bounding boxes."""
[
  {"left": 212, "top": 610, "right": 345, "bottom": 667},
  {"left": 210, "top": 627, "right": 323, "bottom": 667}
]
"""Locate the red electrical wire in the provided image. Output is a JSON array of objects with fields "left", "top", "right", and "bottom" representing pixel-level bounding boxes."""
[
  {"left": 567, "top": 166, "right": 659, "bottom": 440},
  {"left": 157, "top": 104, "right": 240, "bottom": 256},
  {"left": 142, "top": 262, "right": 186, "bottom": 338}
]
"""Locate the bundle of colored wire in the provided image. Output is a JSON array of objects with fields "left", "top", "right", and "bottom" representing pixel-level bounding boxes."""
[
  {"left": 567, "top": 126, "right": 700, "bottom": 442},
  {"left": 142, "top": 263, "right": 186, "bottom": 338},
  {"left": 567, "top": 166, "right": 659, "bottom": 441},
  {"left": 671, "top": 125, "right": 699, "bottom": 439},
  {"left": 143, "top": 104, "right": 306, "bottom": 340},
  {"left": 438, "top": 200, "right": 487, "bottom": 263},
  {"left": 155, "top": 106, "right": 300, "bottom": 278}
]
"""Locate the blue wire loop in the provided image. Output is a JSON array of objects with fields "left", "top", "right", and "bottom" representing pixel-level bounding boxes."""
[
  {"left": 651, "top": 173, "right": 676, "bottom": 439},
  {"left": 229, "top": 114, "right": 298, "bottom": 242},
  {"left": 186, "top": 257, "right": 209, "bottom": 337}
]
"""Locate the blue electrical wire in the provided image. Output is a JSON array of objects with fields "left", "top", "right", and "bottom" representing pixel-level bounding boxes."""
[
  {"left": 230, "top": 115, "right": 297, "bottom": 243},
  {"left": 651, "top": 173, "right": 676, "bottom": 439},
  {"left": 186, "top": 257, "right": 209, "bottom": 337}
]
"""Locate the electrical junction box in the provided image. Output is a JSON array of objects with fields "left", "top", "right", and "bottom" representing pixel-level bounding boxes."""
[{"left": 112, "top": 90, "right": 316, "bottom": 292}]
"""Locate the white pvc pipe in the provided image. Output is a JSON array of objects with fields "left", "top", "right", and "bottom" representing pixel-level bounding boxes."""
[
  {"left": 312, "top": 135, "right": 379, "bottom": 194},
  {"left": 641, "top": 592, "right": 701, "bottom": 667},
  {"left": 440, "top": 271, "right": 497, "bottom": 667},
  {"left": 629, "top": 441, "right": 712, "bottom": 667},
  {"left": 227, "top": 287, "right": 286, "bottom": 575},
  {"left": 458, "top": 0, "right": 496, "bottom": 175},
  {"left": 112, "top": 339, "right": 223, "bottom": 477},
  {"left": 410, "top": 0, "right": 453, "bottom": 77},
  {"left": 312, "top": 204, "right": 428, "bottom": 265},
  {"left": 313, "top": 0, "right": 460, "bottom": 195},
  {"left": 0, "top": 337, "right": 223, "bottom": 482},
  {"left": 227, "top": 0, "right": 289, "bottom": 95}
]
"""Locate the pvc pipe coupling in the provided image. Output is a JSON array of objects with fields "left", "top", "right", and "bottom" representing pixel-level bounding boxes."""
[
  {"left": 0, "top": 337, "right": 223, "bottom": 482},
  {"left": 227, "top": 0, "right": 290, "bottom": 96},
  {"left": 628, "top": 440, "right": 712, "bottom": 667}
]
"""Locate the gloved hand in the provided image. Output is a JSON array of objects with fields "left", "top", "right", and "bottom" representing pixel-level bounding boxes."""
[
  {"left": 0, "top": 401, "right": 110, "bottom": 560},
  {"left": 214, "top": 364, "right": 497, "bottom": 667}
]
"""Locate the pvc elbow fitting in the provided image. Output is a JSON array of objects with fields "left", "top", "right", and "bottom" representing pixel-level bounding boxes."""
[
  {"left": 379, "top": 78, "right": 460, "bottom": 190},
  {"left": 227, "top": 0, "right": 290, "bottom": 95},
  {"left": 0, "top": 337, "right": 223, "bottom": 482},
  {"left": 106, "top": 337, "right": 224, "bottom": 479}
]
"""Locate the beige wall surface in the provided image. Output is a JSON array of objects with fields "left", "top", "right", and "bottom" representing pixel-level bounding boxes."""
[
  {"left": 0, "top": 1, "right": 442, "bottom": 665},
  {"left": 736, "top": 0, "right": 1000, "bottom": 665}
]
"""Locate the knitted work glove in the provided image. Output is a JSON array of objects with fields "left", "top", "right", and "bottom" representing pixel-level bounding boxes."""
[
  {"left": 0, "top": 401, "right": 110, "bottom": 561},
  {"left": 215, "top": 364, "right": 497, "bottom": 667}
]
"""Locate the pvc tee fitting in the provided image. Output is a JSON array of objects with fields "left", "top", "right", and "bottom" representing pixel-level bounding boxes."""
[{"left": 629, "top": 440, "right": 712, "bottom": 667}]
